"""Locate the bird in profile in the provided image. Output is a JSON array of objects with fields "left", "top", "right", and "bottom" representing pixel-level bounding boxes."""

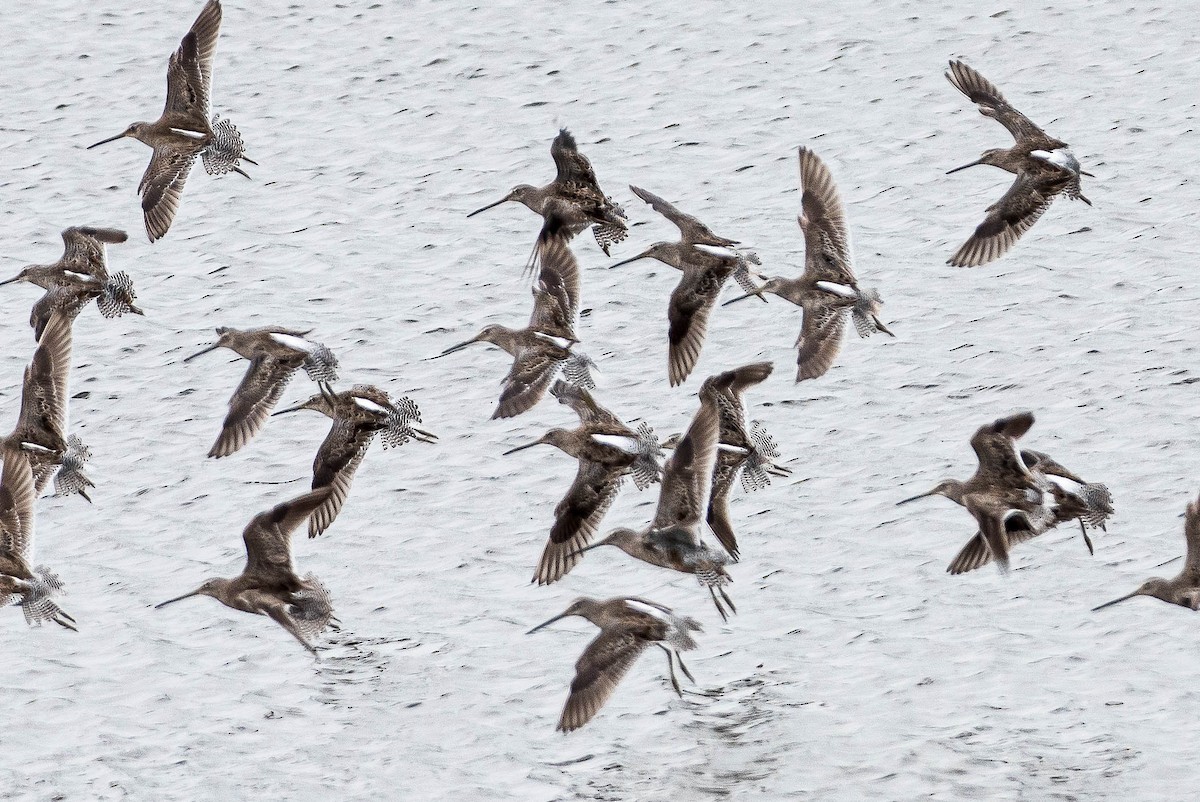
[
  {"left": 155, "top": 487, "right": 336, "bottom": 655},
  {"left": 724, "top": 147, "right": 893, "bottom": 382},
  {"left": 468, "top": 128, "right": 627, "bottom": 260},
  {"left": 273, "top": 384, "right": 436, "bottom": 538},
  {"left": 4, "top": 310, "right": 92, "bottom": 500},
  {"left": 662, "top": 362, "right": 789, "bottom": 561},
  {"left": 434, "top": 234, "right": 595, "bottom": 418},
  {"left": 0, "top": 448, "right": 76, "bottom": 631},
  {"left": 1093, "top": 490, "right": 1200, "bottom": 613},
  {"left": 527, "top": 596, "right": 702, "bottom": 732},
  {"left": 0, "top": 227, "right": 141, "bottom": 340},
  {"left": 944, "top": 59, "right": 1092, "bottom": 266},
  {"left": 941, "top": 448, "right": 1113, "bottom": 574},
  {"left": 503, "top": 380, "right": 662, "bottom": 584},
  {"left": 184, "top": 326, "right": 339, "bottom": 458},
  {"left": 87, "top": 0, "right": 255, "bottom": 242},
  {"left": 573, "top": 392, "right": 736, "bottom": 620},
  {"left": 897, "top": 412, "right": 1107, "bottom": 574}
]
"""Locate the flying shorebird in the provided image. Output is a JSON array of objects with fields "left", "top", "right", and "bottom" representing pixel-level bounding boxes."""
[
  {"left": 572, "top": 391, "right": 736, "bottom": 620},
  {"left": 943, "top": 448, "right": 1113, "bottom": 574},
  {"left": 503, "top": 380, "right": 662, "bottom": 584},
  {"left": 433, "top": 234, "right": 595, "bottom": 418},
  {"left": 184, "top": 326, "right": 339, "bottom": 458},
  {"left": 896, "top": 412, "right": 1108, "bottom": 574},
  {"left": 944, "top": 59, "right": 1092, "bottom": 267},
  {"left": 4, "top": 310, "right": 92, "bottom": 500},
  {"left": 87, "top": 0, "right": 255, "bottom": 242},
  {"left": 155, "top": 487, "right": 336, "bottom": 654},
  {"left": 723, "top": 147, "right": 893, "bottom": 382},
  {"left": 0, "top": 447, "right": 77, "bottom": 632},
  {"left": 527, "top": 596, "right": 702, "bottom": 732},
  {"left": 1093, "top": 490, "right": 1200, "bottom": 612},
  {"left": 273, "top": 384, "right": 436, "bottom": 538},
  {"left": 0, "top": 226, "right": 141, "bottom": 340},
  {"left": 468, "top": 128, "right": 627, "bottom": 260},
  {"left": 662, "top": 362, "right": 790, "bottom": 561}
]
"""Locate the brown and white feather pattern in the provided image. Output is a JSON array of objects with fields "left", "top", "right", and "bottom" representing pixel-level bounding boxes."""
[
  {"left": 557, "top": 628, "right": 649, "bottom": 732},
  {"left": 209, "top": 354, "right": 302, "bottom": 458},
  {"left": 535, "top": 463, "right": 625, "bottom": 585}
]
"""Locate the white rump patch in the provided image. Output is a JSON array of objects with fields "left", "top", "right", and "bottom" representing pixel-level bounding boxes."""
[
  {"left": 352, "top": 396, "right": 389, "bottom": 414},
  {"left": 533, "top": 332, "right": 572, "bottom": 349},
  {"left": 624, "top": 599, "right": 669, "bottom": 622},
  {"left": 268, "top": 332, "right": 313, "bottom": 352},
  {"left": 717, "top": 443, "right": 750, "bottom": 455},
  {"left": 169, "top": 127, "right": 207, "bottom": 139},
  {"left": 815, "top": 281, "right": 856, "bottom": 298},
  {"left": 1031, "top": 148, "right": 1080, "bottom": 172},
  {"left": 693, "top": 244, "right": 738, "bottom": 259},
  {"left": 591, "top": 433, "right": 640, "bottom": 453},
  {"left": 64, "top": 270, "right": 100, "bottom": 284}
]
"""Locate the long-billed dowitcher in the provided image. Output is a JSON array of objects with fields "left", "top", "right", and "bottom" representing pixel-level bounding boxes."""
[
  {"left": 274, "top": 384, "right": 435, "bottom": 538},
  {"left": 897, "top": 412, "right": 1101, "bottom": 574},
  {"left": 724, "top": 147, "right": 893, "bottom": 382},
  {"left": 503, "top": 380, "right": 662, "bottom": 585},
  {"left": 573, "top": 392, "right": 736, "bottom": 619},
  {"left": 1093, "top": 490, "right": 1200, "bottom": 612},
  {"left": 184, "top": 326, "right": 339, "bottom": 458},
  {"left": 940, "top": 448, "right": 1113, "bottom": 574},
  {"left": 663, "top": 362, "right": 789, "bottom": 561},
  {"left": 87, "top": 0, "right": 255, "bottom": 242},
  {"left": 1, "top": 227, "right": 141, "bottom": 339},
  {"left": 4, "top": 310, "right": 92, "bottom": 500},
  {"left": 0, "top": 447, "right": 76, "bottom": 631},
  {"left": 155, "top": 487, "right": 336, "bottom": 654},
  {"left": 945, "top": 59, "right": 1092, "bottom": 266},
  {"left": 468, "top": 128, "right": 627, "bottom": 258},
  {"left": 527, "top": 596, "right": 701, "bottom": 732},
  {"left": 610, "top": 195, "right": 760, "bottom": 387},
  {"left": 434, "top": 234, "right": 595, "bottom": 418}
]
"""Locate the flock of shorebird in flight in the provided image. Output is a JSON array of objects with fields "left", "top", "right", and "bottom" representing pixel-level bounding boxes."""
[{"left": 3, "top": 0, "right": 1196, "bottom": 734}]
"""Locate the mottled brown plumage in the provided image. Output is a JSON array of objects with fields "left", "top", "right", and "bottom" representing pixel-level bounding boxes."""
[
  {"left": 724, "top": 147, "right": 892, "bottom": 381},
  {"left": 468, "top": 128, "right": 627, "bottom": 256},
  {"left": 1093, "top": 491, "right": 1200, "bottom": 612},
  {"left": 155, "top": 488, "right": 335, "bottom": 654},
  {"left": 274, "top": 384, "right": 435, "bottom": 538},
  {"left": 503, "top": 381, "right": 661, "bottom": 584},
  {"left": 527, "top": 596, "right": 701, "bottom": 732},
  {"left": 87, "top": 0, "right": 254, "bottom": 242},
  {"left": 945, "top": 59, "right": 1091, "bottom": 266},
  {"left": 184, "top": 326, "right": 339, "bottom": 458},
  {"left": 434, "top": 234, "right": 594, "bottom": 418}
]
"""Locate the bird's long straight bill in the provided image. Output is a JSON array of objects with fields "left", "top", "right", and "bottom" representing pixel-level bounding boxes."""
[
  {"left": 1091, "top": 592, "right": 1140, "bottom": 612},
  {"left": 721, "top": 289, "right": 765, "bottom": 306},
  {"left": 87, "top": 132, "right": 126, "bottom": 149},
  {"left": 155, "top": 589, "right": 203, "bottom": 608},
  {"left": 0, "top": 275, "right": 21, "bottom": 287},
  {"left": 526, "top": 611, "right": 572, "bottom": 635},
  {"left": 608, "top": 252, "right": 653, "bottom": 269},
  {"left": 271, "top": 403, "right": 308, "bottom": 417},
  {"left": 466, "top": 197, "right": 509, "bottom": 218},
  {"left": 502, "top": 441, "right": 541, "bottom": 456},
  {"left": 946, "top": 158, "right": 985, "bottom": 175},
  {"left": 183, "top": 343, "right": 221, "bottom": 362},
  {"left": 895, "top": 490, "right": 936, "bottom": 506},
  {"left": 431, "top": 340, "right": 475, "bottom": 359}
]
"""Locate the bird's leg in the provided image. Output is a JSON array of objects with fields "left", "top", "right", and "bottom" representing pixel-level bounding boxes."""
[
  {"left": 708, "top": 586, "right": 730, "bottom": 623},
  {"left": 675, "top": 652, "right": 696, "bottom": 684},
  {"left": 718, "top": 585, "right": 738, "bottom": 616},
  {"left": 658, "top": 644, "right": 683, "bottom": 697},
  {"left": 1078, "top": 519, "right": 1094, "bottom": 556}
]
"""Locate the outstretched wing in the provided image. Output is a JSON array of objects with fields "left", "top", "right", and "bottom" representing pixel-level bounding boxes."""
[
  {"left": 557, "top": 628, "right": 650, "bottom": 732},
  {"left": 0, "top": 449, "right": 37, "bottom": 560},
  {"left": 492, "top": 346, "right": 561, "bottom": 419},
  {"left": 242, "top": 487, "right": 333, "bottom": 587},
  {"left": 139, "top": 146, "right": 201, "bottom": 243},
  {"left": 534, "top": 461, "right": 625, "bottom": 584},
  {"left": 308, "top": 418, "right": 379, "bottom": 538},
  {"left": 550, "top": 128, "right": 600, "bottom": 190},
  {"left": 629, "top": 185, "right": 738, "bottom": 247},
  {"left": 945, "top": 60, "right": 1060, "bottom": 147},
  {"left": 652, "top": 396, "right": 719, "bottom": 532},
  {"left": 209, "top": 354, "right": 302, "bottom": 458},
  {"left": 798, "top": 147, "right": 855, "bottom": 284},
  {"left": 549, "top": 380, "right": 624, "bottom": 429},
  {"left": 795, "top": 299, "right": 847, "bottom": 381},
  {"left": 947, "top": 171, "right": 1058, "bottom": 267}
]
